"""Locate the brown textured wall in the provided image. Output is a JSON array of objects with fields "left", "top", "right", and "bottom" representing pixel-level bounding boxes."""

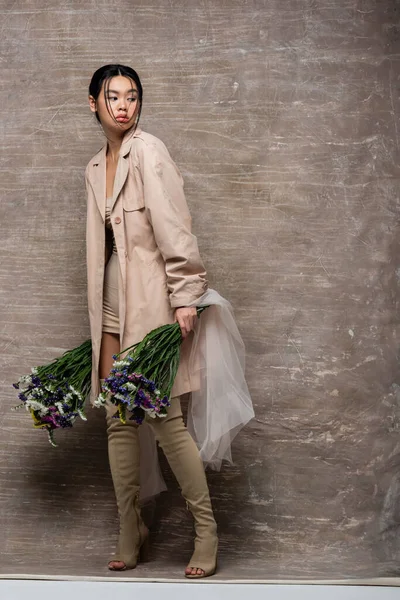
[{"left": 1, "top": 0, "right": 400, "bottom": 580}]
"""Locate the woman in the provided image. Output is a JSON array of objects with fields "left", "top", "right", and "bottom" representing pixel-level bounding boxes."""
[{"left": 85, "top": 64, "right": 217, "bottom": 578}]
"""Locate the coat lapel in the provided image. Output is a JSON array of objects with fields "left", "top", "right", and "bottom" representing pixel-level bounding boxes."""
[
  {"left": 88, "top": 145, "right": 106, "bottom": 222},
  {"left": 109, "top": 154, "right": 129, "bottom": 212},
  {"left": 87, "top": 127, "right": 142, "bottom": 218},
  {"left": 109, "top": 126, "right": 142, "bottom": 212}
]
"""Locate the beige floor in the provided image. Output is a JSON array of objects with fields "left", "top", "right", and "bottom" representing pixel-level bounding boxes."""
[{"left": 1, "top": 578, "right": 400, "bottom": 600}]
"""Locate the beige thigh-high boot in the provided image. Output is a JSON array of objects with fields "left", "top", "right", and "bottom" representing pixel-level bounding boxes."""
[
  {"left": 106, "top": 405, "right": 149, "bottom": 570},
  {"left": 148, "top": 397, "right": 218, "bottom": 578}
]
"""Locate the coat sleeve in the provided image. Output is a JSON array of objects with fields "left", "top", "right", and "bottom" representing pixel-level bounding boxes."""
[{"left": 137, "top": 138, "right": 208, "bottom": 308}]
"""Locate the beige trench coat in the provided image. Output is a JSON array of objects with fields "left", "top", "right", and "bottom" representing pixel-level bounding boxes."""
[{"left": 85, "top": 126, "right": 208, "bottom": 404}]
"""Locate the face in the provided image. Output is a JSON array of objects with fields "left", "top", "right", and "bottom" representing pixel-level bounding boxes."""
[{"left": 89, "top": 75, "right": 140, "bottom": 133}]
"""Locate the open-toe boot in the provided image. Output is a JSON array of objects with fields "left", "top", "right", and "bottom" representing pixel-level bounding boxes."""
[
  {"left": 148, "top": 398, "right": 218, "bottom": 578},
  {"left": 106, "top": 412, "right": 149, "bottom": 570},
  {"left": 183, "top": 495, "right": 218, "bottom": 578}
]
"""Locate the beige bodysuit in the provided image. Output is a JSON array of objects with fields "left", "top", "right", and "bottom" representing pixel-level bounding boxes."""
[{"left": 102, "top": 197, "right": 120, "bottom": 334}]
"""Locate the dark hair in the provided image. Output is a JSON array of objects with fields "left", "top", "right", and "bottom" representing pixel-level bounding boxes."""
[{"left": 88, "top": 64, "right": 143, "bottom": 126}]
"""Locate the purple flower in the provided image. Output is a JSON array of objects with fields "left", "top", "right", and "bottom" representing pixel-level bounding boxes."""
[
  {"left": 161, "top": 396, "right": 171, "bottom": 407},
  {"left": 128, "top": 408, "right": 145, "bottom": 425},
  {"left": 42, "top": 415, "right": 59, "bottom": 428}
]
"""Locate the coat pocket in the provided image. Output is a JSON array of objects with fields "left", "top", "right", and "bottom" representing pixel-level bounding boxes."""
[
  {"left": 122, "top": 194, "right": 145, "bottom": 212},
  {"left": 122, "top": 168, "right": 145, "bottom": 212}
]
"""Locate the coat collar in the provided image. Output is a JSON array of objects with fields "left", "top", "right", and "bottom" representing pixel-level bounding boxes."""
[{"left": 88, "top": 126, "right": 142, "bottom": 221}]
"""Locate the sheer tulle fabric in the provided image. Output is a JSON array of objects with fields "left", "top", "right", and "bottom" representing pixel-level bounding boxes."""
[
  {"left": 138, "top": 289, "right": 254, "bottom": 502},
  {"left": 187, "top": 289, "right": 255, "bottom": 469}
]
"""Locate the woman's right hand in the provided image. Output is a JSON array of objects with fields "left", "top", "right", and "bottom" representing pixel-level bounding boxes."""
[{"left": 174, "top": 306, "right": 197, "bottom": 339}]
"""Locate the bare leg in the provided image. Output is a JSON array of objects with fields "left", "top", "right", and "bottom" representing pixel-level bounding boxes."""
[{"left": 99, "top": 331, "right": 120, "bottom": 379}]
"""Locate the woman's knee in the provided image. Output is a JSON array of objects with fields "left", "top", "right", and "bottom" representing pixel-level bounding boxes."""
[{"left": 148, "top": 397, "right": 183, "bottom": 435}]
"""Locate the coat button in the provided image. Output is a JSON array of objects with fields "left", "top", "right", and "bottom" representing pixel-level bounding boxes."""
[{"left": 114, "top": 216, "right": 121, "bottom": 224}]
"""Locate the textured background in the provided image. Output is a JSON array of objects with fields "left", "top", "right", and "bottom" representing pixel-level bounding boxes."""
[{"left": 1, "top": 0, "right": 400, "bottom": 580}]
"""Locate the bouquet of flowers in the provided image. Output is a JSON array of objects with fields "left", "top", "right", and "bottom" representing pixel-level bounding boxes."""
[
  {"left": 12, "top": 340, "right": 92, "bottom": 447},
  {"left": 95, "top": 307, "right": 207, "bottom": 424},
  {"left": 12, "top": 307, "right": 207, "bottom": 442}
]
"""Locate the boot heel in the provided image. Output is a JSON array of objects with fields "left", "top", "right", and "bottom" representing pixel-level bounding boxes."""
[{"left": 139, "top": 535, "right": 150, "bottom": 563}]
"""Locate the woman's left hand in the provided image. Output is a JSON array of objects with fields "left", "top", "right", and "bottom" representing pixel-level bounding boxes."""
[{"left": 175, "top": 307, "right": 197, "bottom": 339}]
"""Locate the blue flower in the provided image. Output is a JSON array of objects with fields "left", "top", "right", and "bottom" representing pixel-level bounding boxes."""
[
  {"left": 59, "top": 416, "right": 73, "bottom": 428},
  {"left": 161, "top": 396, "right": 171, "bottom": 407}
]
